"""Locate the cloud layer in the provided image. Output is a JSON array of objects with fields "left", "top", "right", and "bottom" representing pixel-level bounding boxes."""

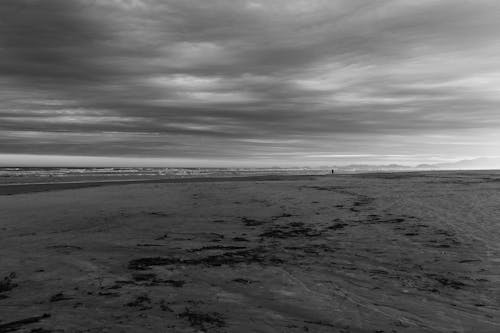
[{"left": 1, "top": 0, "right": 500, "bottom": 166}]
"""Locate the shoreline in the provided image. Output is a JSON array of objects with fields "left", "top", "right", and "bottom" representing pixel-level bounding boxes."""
[
  {"left": 0, "top": 174, "right": 322, "bottom": 196},
  {"left": 2, "top": 169, "right": 499, "bottom": 196}
]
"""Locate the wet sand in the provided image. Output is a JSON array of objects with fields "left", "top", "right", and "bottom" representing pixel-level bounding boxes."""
[
  {"left": 1, "top": 171, "right": 500, "bottom": 332},
  {"left": 0, "top": 175, "right": 316, "bottom": 196}
]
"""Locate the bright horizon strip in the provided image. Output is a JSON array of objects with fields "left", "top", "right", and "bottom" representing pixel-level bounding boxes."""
[{"left": 1, "top": 154, "right": 499, "bottom": 169}]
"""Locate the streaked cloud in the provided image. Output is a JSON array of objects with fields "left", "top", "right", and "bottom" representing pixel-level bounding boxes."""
[{"left": 1, "top": 0, "right": 500, "bottom": 166}]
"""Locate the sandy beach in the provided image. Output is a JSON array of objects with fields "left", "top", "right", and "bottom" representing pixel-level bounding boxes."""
[{"left": 1, "top": 171, "right": 500, "bottom": 332}]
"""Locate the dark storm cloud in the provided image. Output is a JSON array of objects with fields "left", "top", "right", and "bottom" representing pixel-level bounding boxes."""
[
  {"left": 0, "top": 0, "right": 112, "bottom": 83},
  {"left": 1, "top": 0, "right": 500, "bottom": 165}
]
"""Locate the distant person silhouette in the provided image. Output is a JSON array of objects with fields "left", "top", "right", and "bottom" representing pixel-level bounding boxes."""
[{"left": 331, "top": 169, "right": 335, "bottom": 174}]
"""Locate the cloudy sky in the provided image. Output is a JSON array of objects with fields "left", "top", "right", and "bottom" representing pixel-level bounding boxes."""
[{"left": 1, "top": 0, "right": 500, "bottom": 167}]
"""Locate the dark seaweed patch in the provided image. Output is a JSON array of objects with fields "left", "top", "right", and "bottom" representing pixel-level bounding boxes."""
[
  {"left": 155, "top": 233, "right": 168, "bottom": 240},
  {"left": 132, "top": 273, "right": 186, "bottom": 288},
  {"left": 125, "top": 294, "right": 152, "bottom": 310},
  {"left": 303, "top": 320, "right": 336, "bottom": 328},
  {"left": 307, "top": 186, "right": 346, "bottom": 191},
  {"left": 46, "top": 245, "right": 82, "bottom": 250},
  {"left": 232, "top": 237, "right": 249, "bottom": 242},
  {"left": 148, "top": 211, "right": 169, "bottom": 217},
  {"left": 271, "top": 213, "right": 294, "bottom": 220},
  {"left": 160, "top": 280, "right": 186, "bottom": 288},
  {"left": 349, "top": 195, "right": 374, "bottom": 212},
  {"left": 260, "top": 226, "right": 322, "bottom": 239},
  {"left": 0, "top": 314, "right": 50, "bottom": 333},
  {"left": 426, "top": 274, "right": 466, "bottom": 289},
  {"left": 160, "top": 300, "right": 174, "bottom": 312},
  {"left": 132, "top": 273, "right": 156, "bottom": 281},
  {"left": 328, "top": 223, "right": 348, "bottom": 230},
  {"left": 364, "top": 216, "right": 405, "bottom": 225},
  {"left": 191, "top": 248, "right": 278, "bottom": 266},
  {"left": 49, "top": 292, "right": 72, "bottom": 302},
  {"left": 188, "top": 245, "right": 246, "bottom": 252},
  {"left": 178, "top": 308, "right": 225, "bottom": 331},
  {"left": 129, "top": 257, "right": 183, "bottom": 270},
  {"left": 459, "top": 259, "right": 481, "bottom": 263},
  {"left": 0, "top": 273, "right": 17, "bottom": 294},
  {"left": 30, "top": 328, "right": 52, "bottom": 333},
  {"left": 241, "top": 217, "right": 266, "bottom": 226},
  {"left": 232, "top": 278, "right": 257, "bottom": 284},
  {"left": 128, "top": 247, "right": 280, "bottom": 270}
]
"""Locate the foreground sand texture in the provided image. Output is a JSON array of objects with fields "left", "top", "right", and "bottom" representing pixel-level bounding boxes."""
[{"left": 1, "top": 172, "right": 500, "bottom": 332}]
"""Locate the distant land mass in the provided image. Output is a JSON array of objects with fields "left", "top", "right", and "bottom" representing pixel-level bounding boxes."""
[
  {"left": 335, "top": 157, "right": 500, "bottom": 172},
  {"left": 416, "top": 157, "right": 500, "bottom": 170}
]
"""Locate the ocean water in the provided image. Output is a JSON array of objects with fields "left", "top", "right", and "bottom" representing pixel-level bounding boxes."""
[{"left": 0, "top": 167, "right": 331, "bottom": 184}]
